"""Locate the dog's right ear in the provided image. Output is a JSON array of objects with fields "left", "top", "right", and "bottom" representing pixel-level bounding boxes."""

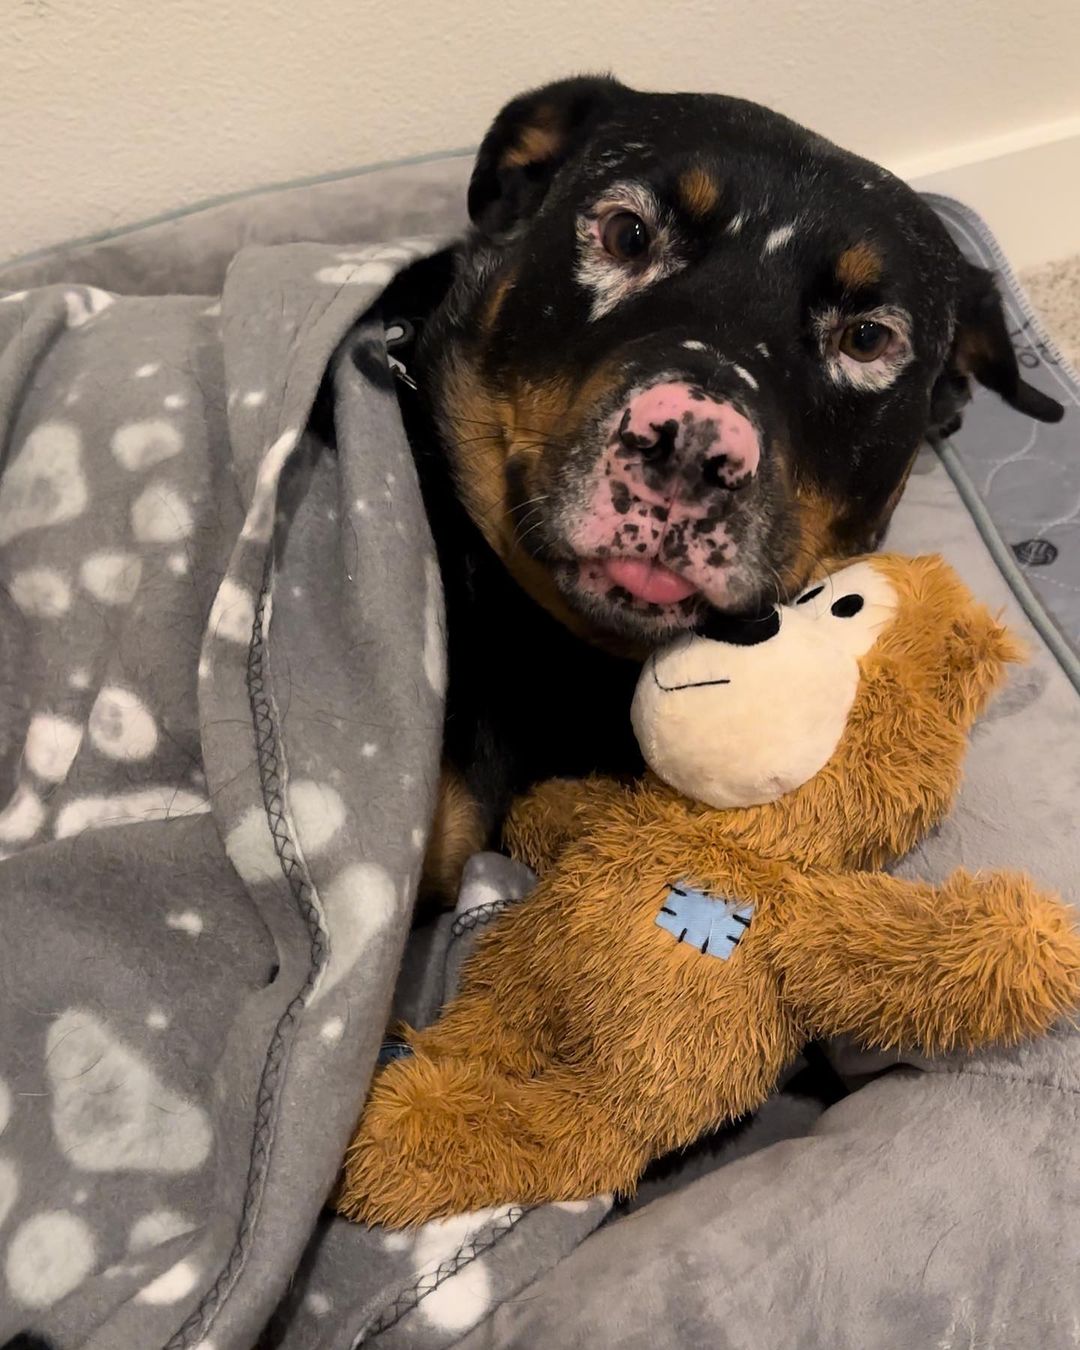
[
  {"left": 468, "top": 75, "right": 625, "bottom": 236},
  {"left": 950, "top": 261, "right": 1064, "bottom": 423}
]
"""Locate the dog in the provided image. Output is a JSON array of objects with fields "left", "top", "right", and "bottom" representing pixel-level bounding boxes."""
[{"left": 390, "top": 75, "right": 1062, "bottom": 900}]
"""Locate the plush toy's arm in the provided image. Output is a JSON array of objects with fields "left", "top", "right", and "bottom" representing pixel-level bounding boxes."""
[
  {"left": 502, "top": 775, "right": 632, "bottom": 873},
  {"left": 770, "top": 868, "right": 1080, "bottom": 1055}
]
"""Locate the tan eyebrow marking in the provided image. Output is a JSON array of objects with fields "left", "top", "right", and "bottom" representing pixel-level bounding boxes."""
[
  {"left": 836, "top": 241, "right": 883, "bottom": 289},
  {"left": 677, "top": 165, "right": 721, "bottom": 219}
]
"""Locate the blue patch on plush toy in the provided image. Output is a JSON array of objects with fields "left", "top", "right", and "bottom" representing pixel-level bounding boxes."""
[{"left": 656, "top": 884, "right": 754, "bottom": 958}]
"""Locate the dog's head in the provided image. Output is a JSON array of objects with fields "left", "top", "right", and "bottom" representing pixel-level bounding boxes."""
[{"left": 421, "top": 76, "right": 1062, "bottom": 646}]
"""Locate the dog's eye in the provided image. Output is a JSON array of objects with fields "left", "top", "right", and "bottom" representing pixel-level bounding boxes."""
[
  {"left": 839, "top": 320, "right": 891, "bottom": 362},
  {"left": 600, "top": 211, "right": 652, "bottom": 263}
]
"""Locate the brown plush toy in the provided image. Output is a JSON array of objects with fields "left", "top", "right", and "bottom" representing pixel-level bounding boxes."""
[{"left": 338, "top": 554, "right": 1080, "bottom": 1228}]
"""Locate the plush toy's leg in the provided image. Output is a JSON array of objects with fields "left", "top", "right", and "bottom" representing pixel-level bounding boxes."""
[
  {"left": 338, "top": 964, "right": 799, "bottom": 1228},
  {"left": 336, "top": 1052, "right": 537, "bottom": 1227},
  {"left": 406, "top": 990, "right": 552, "bottom": 1078},
  {"left": 336, "top": 1053, "right": 656, "bottom": 1228},
  {"left": 771, "top": 868, "right": 1080, "bottom": 1055}
]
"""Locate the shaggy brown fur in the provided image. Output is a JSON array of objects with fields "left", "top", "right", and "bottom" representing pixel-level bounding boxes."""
[{"left": 337, "top": 556, "right": 1080, "bottom": 1227}]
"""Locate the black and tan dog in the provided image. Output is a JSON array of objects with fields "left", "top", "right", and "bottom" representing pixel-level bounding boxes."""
[{"left": 384, "top": 75, "right": 1062, "bottom": 897}]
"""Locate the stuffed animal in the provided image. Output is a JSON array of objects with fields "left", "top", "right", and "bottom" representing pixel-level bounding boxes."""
[{"left": 337, "top": 554, "right": 1080, "bottom": 1228}]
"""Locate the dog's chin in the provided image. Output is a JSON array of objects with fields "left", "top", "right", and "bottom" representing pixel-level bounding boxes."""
[{"left": 552, "top": 559, "right": 707, "bottom": 646}]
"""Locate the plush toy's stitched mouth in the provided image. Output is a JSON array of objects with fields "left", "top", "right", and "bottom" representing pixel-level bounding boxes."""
[{"left": 650, "top": 655, "right": 732, "bottom": 694}]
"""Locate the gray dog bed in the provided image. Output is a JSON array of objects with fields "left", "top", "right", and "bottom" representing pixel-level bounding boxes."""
[{"left": 0, "top": 159, "right": 1077, "bottom": 1350}]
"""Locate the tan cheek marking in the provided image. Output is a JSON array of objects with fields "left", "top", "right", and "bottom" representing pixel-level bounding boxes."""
[
  {"left": 421, "top": 768, "right": 487, "bottom": 901},
  {"left": 779, "top": 484, "right": 847, "bottom": 593},
  {"left": 441, "top": 350, "right": 649, "bottom": 649},
  {"left": 480, "top": 269, "right": 517, "bottom": 335},
  {"left": 677, "top": 166, "right": 720, "bottom": 219},
  {"left": 836, "top": 241, "right": 883, "bottom": 290}
]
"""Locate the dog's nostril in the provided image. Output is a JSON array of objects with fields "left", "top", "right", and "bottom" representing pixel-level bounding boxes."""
[
  {"left": 618, "top": 411, "right": 679, "bottom": 462},
  {"left": 702, "top": 452, "right": 753, "bottom": 491}
]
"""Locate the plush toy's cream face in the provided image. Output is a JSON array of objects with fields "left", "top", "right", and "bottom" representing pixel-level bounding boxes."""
[{"left": 631, "top": 560, "right": 900, "bottom": 808}]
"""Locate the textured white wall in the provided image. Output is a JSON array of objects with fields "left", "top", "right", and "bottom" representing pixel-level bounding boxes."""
[{"left": 3, "top": 0, "right": 1080, "bottom": 261}]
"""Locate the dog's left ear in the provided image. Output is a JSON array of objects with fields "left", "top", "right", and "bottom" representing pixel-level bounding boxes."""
[
  {"left": 468, "top": 75, "right": 625, "bottom": 236},
  {"left": 945, "top": 261, "right": 1064, "bottom": 424}
]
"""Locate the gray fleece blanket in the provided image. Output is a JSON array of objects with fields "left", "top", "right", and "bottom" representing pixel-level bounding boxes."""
[{"left": 0, "top": 166, "right": 1078, "bottom": 1350}]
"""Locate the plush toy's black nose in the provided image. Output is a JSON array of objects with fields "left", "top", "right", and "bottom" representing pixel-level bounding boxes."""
[{"left": 696, "top": 607, "right": 781, "bottom": 646}]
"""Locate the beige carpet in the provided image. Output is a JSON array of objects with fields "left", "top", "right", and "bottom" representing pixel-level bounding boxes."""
[{"left": 1020, "top": 254, "right": 1080, "bottom": 368}]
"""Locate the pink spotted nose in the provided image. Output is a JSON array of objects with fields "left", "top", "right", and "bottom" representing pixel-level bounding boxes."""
[{"left": 618, "top": 381, "right": 761, "bottom": 488}]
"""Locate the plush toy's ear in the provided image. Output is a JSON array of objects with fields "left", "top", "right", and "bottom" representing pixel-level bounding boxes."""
[
  {"left": 934, "top": 261, "right": 1064, "bottom": 430},
  {"left": 933, "top": 600, "right": 1026, "bottom": 727},
  {"left": 467, "top": 75, "right": 624, "bottom": 236}
]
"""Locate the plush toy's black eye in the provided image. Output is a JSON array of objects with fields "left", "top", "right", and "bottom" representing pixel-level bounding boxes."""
[
  {"left": 831, "top": 594, "right": 864, "bottom": 618},
  {"left": 796, "top": 584, "right": 824, "bottom": 605}
]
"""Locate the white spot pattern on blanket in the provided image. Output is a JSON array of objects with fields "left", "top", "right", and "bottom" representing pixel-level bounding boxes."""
[
  {"left": 89, "top": 686, "right": 159, "bottom": 761},
  {"left": 226, "top": 805, "right": 283, "bottom": 883},
  {"left": 112, "top": 419, "right": 183, "bottom": 472},
  {"left": 423, "top": 555, "right": 447, "bottom": 696},
  {"left": 208, "top": 578, "right": 255, "bottom": 643},
  {"left": 132, "top": 482, "right": 194, "bottom": 543},
  {"left": 46, "top": 1009, "right": 212, "bottom": 1172},
  {"left": 135, "top": 1257, "right": 201, "bottom": 1304},
  {"left": 242, "top": 390, "right": 266, "bottom": 408},
  {"left": 134, "top": 363, "right": 161, "bottom": 378},
  {"left": 319, "top": 1016, "right": 345, "bottom": 1045},
  {"left": 226, "top": 777, "right": 344, "bottom": 886},
  {"left": 0, "top": 784, "right": 46, "bottom": 844},
  {"left": 146, "top": 1009, "right": 170, "bottom": 1030},
  {"left": 0, "top": 1157, "right": 17, "bottom": 1227},
  {"left": 407, "top": 1208, "right": 511, "bottom": 1332},
  {"left": 167, "top": 552, "right": 190, "bottom": 574},
  {"left": 54, "top": 787, "right": 209, "bottom": 838},
  {"left": 0, "top": 422, "right": 87, "bottom": 545},
  {"left": 6, "top": 1210, "right": 96, "bottom": 1307},
  {"left": 129, "top": 1209, "right": 196, "bottom": 1252},
  {"left": 10, "top": 567, "right": 71, "bottom": 618},
  {"left": 290, "top": 780, "right": 346, "bottom": 856},
  {"left": 311, "top": 861, "right": 396, "bottom": 1003},
  {"left": 166, "top": 910, "right": 204, "bottom": 936},
  {"left": 241, "top": 428, "right": 299, "bottom": 544},
  {"left": 64, "top": 287, "right": 114, "bottom": 328},
  {"left": 80, "top": 551, "right": 143, "bottom": 605},
  {"left": 68, "top": 668, "right": 92, "bottom": 691},
  {"left": 305, "top": 1290, "right": 332, "bottom": 1316},
  {"left": 164, "top": 393, "right": 187, "bottom": 410},
  {"left": 25, "top": 714, "right": 84, "bottom": 783}
]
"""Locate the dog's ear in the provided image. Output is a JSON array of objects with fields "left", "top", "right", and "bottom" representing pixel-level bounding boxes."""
[
  {"left": 468, "top": 75, "right": 624, "bottom": 235},
  {"left": 945, "top": 261, "right": 1064, "bottom": 424}
]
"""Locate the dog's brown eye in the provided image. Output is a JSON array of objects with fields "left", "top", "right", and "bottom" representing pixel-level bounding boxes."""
[
  {"left": 839, "top": 320, "right": 891, "bottom": 362},
  {"left": 601, "top": 211, "right": 651, "bottom": 262}
]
